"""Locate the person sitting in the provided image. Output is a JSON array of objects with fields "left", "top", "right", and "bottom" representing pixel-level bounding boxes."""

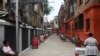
[
  {"left": 2, "top": 40, "right": 17, "bottom": 56},
  {"left": 60, "top": 33, "right": 66, "bottom": 42},
  {"left": 40, "top": 34, "right": 45, "bottom": 43}
]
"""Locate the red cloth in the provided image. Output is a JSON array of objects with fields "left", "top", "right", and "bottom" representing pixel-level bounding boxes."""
[
  {"left": 75, "top": 53, "right": 79, "bottom": 56},
  {"left": 32, "top": 37, "right": 38, "bottom": 48}
]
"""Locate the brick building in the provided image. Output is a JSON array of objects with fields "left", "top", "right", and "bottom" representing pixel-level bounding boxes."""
[
  {"left": 58, "top": 5, "right": 66, "bottom": 35},
  {"left": 60, "top": 0, "right": 100, "bottom": 47}
]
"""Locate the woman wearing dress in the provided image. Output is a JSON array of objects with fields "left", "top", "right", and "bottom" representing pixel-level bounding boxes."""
[{"left": 84, "top": 33, "right": 99, "bottom": 56}]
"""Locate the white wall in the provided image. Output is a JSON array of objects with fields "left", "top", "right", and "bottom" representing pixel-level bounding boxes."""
[{"left": 0, "top": 25, "right": 4, "bottom": 48}]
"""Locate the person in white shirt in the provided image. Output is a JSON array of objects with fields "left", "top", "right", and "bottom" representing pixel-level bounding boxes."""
[
  {"left": 84, "top": 33, "right": 99, "bottom": 56},
  {"left": 2, "top": 40, "right": 16, "bottom": 56}
]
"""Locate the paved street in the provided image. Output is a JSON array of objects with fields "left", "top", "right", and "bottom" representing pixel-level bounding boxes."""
[{"left": 20, "top": 34, "right": 75, "bottom": 56}]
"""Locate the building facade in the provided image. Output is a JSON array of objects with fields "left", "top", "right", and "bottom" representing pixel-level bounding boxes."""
[
  {"left": 59, "top": 0, "right": 75, "bottom": 39},
  {"left": 53, "top": 16, "right": 59, "bottom": 34},
  {"left": 58, "top": 5, "right": 66, "bottom": 35},
  {"left": 0, "top": 0, "right": 44, "bottom": 55},
  {"left": 62, "top": 0, "right": 100, "bottom": 47},
  {"left": 29, "top": 3, "right": 43, "bottom": 28}
]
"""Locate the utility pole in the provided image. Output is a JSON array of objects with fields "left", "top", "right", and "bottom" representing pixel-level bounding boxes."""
[
  {"left": 15, "top": 0, "right": 19, "bottom": 53},
  {"left": 42, "top": 0, "right": 44, "bottom": 33}
]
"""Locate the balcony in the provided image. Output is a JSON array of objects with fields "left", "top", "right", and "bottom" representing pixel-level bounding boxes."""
[
  {"left": 29, "top": 0, "right": 43, "bottom": 4},
  {"left": 0, "top": 10, "right": 8, "bottom": 20}
]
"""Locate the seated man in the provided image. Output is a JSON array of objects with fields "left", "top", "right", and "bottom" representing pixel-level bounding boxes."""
[
  {"left": 2, "top": 40, "right": 17, "bottom": 56},
  {"left": 60, "top": 34, "right": 66, "bottom": 42}
]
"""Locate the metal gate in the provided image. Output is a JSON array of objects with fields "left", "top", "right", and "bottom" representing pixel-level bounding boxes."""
[
  {"left": 22, "top": 28, "right": 28, "bottom": 51},
  {"left": 4, "top": 25, "right": 16, "bottom": 51},
  {"left": 30, "top": 29, "right": 34, "bottom": 45}
]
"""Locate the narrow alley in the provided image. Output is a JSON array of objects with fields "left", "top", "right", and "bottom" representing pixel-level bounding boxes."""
[{"left": 20, "top": 34, "right": 75, "bottom": 56}]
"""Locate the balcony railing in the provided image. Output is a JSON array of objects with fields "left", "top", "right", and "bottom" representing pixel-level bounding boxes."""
[{"left": 29, "top": 0, "right": 43, "bottom": 4}]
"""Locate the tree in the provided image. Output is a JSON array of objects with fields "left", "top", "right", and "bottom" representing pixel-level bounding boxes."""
[{"left": 43, "top": 0, "right": 53, "bottom": 15}]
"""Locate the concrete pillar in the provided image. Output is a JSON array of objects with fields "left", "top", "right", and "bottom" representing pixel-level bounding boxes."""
[
  {"left": 34, "top": 29, "right": 35, "bottom": 36},
  {"left": 28, "top": 29, "right": 31, "bottom": 46},
  {"left": 3, "top": 0, "right": 7, "bottom": 10},
  {"left": 0, "top": 25, "right": 4, "bottom": 48},
  {"left": 19, "top": 27, "right": 22, "bottom": 53}
]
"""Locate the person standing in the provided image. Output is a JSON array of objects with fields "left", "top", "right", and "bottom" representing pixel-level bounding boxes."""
[
  {"left": 84, "top": 33, "right": 99, "bottom": 56},
  {"left": 40, "top": 33, "right": 45, "bottom": 43}
]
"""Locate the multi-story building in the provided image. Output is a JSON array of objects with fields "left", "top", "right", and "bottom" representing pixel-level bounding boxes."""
[
  {"left": 74, "top": 0, "right": 100, "bottom": 47},
  {"left": 29, "top": 3, "right": 43, "bottom": 28},
  {"left": 52, "top": 16, "right": 59, "bottom": 34},
  {"left": 58, "top": 4, "right": 66, "bottom": 34},
  {"left": 62, "top": 0, "right": 75, "bottom": 39},
  {"left": 63, "top": 0, "right": 100, "bottom": 47},
  {"left": 0, "top": 0, "right": 44, "bottom": 55}
]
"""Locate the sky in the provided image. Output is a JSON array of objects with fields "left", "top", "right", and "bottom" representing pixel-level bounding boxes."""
[{"left": 47, "top": 0, "right": 64, "bottom": 22}]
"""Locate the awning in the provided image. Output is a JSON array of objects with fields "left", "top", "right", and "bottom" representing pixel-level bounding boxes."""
[
  {"left": 0, "top": 19, "right": 12, "bottom": 25},
  {"left": 0, "top": 11, "right": 8, "bottom": 18}
]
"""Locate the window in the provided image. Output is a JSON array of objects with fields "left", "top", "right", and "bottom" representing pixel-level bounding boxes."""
[
  {"left": 78, "top": 14, "right": 84, "bottom": 29},
  {"left": 70, "top": 6, "right": 72, "bottom": 13},
  {"left": 72, "top": 24, "right": 74, "bottom": 31},
  {"left": 74, "top": 3, "right": 77, "bottom": 10},
  {"left": 74, "top": 18, "right": 78, "bottom": 30},
  {"left": 74, "top": 22, "right": 78, "bottom": 30},
  {"left": 67, "top": 8, "right": 70, "bottom": 19},
  {"left": 79, "top": 0, "right": 83, "bottom": 6},
  {"left": 74, "top": 14, "right": 84, "bottom": 30},
  {"left": 66, "top": 22, "right": 70, "bottom": 31},
  {"left": 85, "top": 0, "right": 89, "bottom": 4},
  {"left": 0, "top": 0, "right": 3, "bottom": 10},
  {"left": 70, "top": 5, "right": 73, "bottom": 16},
  {"left": 86, "top": 19, "right": 90, "bottom": 32}
]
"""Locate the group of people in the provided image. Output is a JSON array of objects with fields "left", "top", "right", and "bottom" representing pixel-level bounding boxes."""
[
  {"left": 32, "top": 33, "right": 49, "bottom": 49},
  {"left": 59, "top": 32, "right": 99, "bottom": 56},
  {"left": 1, "top": 32, "right": 99, "bottom": 56}
]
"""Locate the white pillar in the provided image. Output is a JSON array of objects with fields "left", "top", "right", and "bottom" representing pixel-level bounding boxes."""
[
  {"left": 28, "top": 29, "right": 31, "bottom": 46},
  {"left": 19, "top": 27, "right": 22, "bottom": 53},
  {"left": 34, "top": 29, "right": 36, "bottom": 36},
  {"left": 3, "top": 0, "right": 7, "bottom": 10},
  {"left": 15, "top": 0, "right": 19, "bottom": 53},
  {"left": 0, "top": 25, "right": 4, "bottom": 47}
]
